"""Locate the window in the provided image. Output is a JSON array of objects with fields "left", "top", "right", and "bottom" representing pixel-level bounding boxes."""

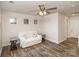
[
  {"left": 24, "top": 19, "right": 29, "bottom": 24},
  {"left": 34, "top": 20, "right": 38, "bottom": 24},
  {"left": 9, "top": 17, "right": 16, "bottom": 24}
]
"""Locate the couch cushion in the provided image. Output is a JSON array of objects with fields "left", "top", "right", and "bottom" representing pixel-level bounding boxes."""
[{"left": 18, "top": 31, "right": 38, "bottom": 39}]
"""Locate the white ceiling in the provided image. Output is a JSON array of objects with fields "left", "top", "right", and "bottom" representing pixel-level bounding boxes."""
[{"left": 0, "top": 1, "right": 79, "bottom": 16}]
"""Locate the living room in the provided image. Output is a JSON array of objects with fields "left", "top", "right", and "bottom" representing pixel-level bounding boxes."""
[{"left": 0, "top": 1, "right": 79, "bottom": 57}]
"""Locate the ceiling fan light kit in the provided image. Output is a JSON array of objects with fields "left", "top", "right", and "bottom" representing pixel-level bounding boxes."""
[
  {"left": 39, "top": 11, "right": 44, "bottom": 16},
  {"left": 43, "top": 11, "right": 47, "bottom": 14},
  {"left": 39, "top": 11, "right": 47, "bottom": 16}
]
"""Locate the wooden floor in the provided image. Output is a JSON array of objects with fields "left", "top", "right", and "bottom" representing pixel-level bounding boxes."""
[{"left": 1, "top": 38, "right": 79, "bottom": 57}]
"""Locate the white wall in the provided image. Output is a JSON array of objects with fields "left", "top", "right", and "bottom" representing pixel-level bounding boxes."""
[
  {"left": 0, "top": 8, "right": 2, "bottom": 48},
  {"left": 58, "top": 13, "right": 68, "bottom": 43},
  {"left": 2, "top": 10, "right": 68, "bottom": 46},
  {"left": 68, "top": 16, "right": 79, "bottom": 38},
  {"left": 40, "top": 13, "right": 59, "bottom": 43},
  {"left": 40, "top": 12, "right": 68, "bottom": 44},
  {"left": 67, "top": 16, "right": 79, "bottom": 46},
  {"left": 2, "top": 10, "right": 41, "bottom": 46}
]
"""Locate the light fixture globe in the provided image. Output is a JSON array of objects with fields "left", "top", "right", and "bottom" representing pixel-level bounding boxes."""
[
  {"left": 43, "top": 11, "right": 47, "bottom": 15},
  {"left": 39, "top": 11, "right": 43, "bottom": 16}
]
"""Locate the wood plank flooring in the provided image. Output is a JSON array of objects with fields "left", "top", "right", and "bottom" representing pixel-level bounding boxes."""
[{"left": 1, "top": 38, "right": 79, "bottom": 57}]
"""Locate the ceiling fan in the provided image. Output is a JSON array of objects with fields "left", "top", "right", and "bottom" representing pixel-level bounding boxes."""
[{"left": 37, "top": 5, "right": 57, "bottom": 16}]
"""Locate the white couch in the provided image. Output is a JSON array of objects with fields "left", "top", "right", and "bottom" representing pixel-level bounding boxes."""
[{"left": 18, "top": 31, "right": 42, "bottom": 48}]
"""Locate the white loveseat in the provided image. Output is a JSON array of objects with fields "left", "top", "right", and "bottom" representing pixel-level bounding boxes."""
[{"left": 18, "top": 31, "right": 42, "bottom": 48}]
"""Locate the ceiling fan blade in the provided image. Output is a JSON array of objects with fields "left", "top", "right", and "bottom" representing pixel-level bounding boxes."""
[
  {"left": 46, "top": 11, "right": 53, "bottom": 14},
  {"left": 39, "top": 5, "right": 42, "bottom": 11},
  {"left": 74, "top": 12, "right": 79, "bottom": 14},
  {"left": 46, "top": 9, "right": 57, "bottom": 14},
  {"left": 46, "top": 7, "right": 57, "bottom": 10},
  {"left": 39, "top": 5, "right": 45, "bottom": 11}
]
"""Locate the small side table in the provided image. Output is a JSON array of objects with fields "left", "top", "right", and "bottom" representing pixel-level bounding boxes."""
[
  {"left": 10, "top": 40, "right": 17, "bottom": 51},
  {"left": 42, "top": 34, "right": 46, "bottom": 42},
  {"left": 10, "top": 40, "right": 17, "bottom": 56},
  {"left": 38, "top": 33, "right": 46, "bottom": 42}
]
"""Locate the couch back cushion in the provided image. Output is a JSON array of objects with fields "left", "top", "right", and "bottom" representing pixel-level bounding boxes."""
[{"left": 18, "top": 31, "right": 38, "bottom": 38}]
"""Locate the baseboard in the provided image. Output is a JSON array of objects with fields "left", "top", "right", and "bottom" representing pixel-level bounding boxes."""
[
  {"left": 67, "top": 37, "right": 78, "bottom": 39},
  {"left": 45, "top": 39, "right": 58, "bottom": 44}
]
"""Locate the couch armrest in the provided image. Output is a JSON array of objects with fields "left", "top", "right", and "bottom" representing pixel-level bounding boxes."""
[{"left": 37, "top": 35, "right": 42, "bottom": 39}]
